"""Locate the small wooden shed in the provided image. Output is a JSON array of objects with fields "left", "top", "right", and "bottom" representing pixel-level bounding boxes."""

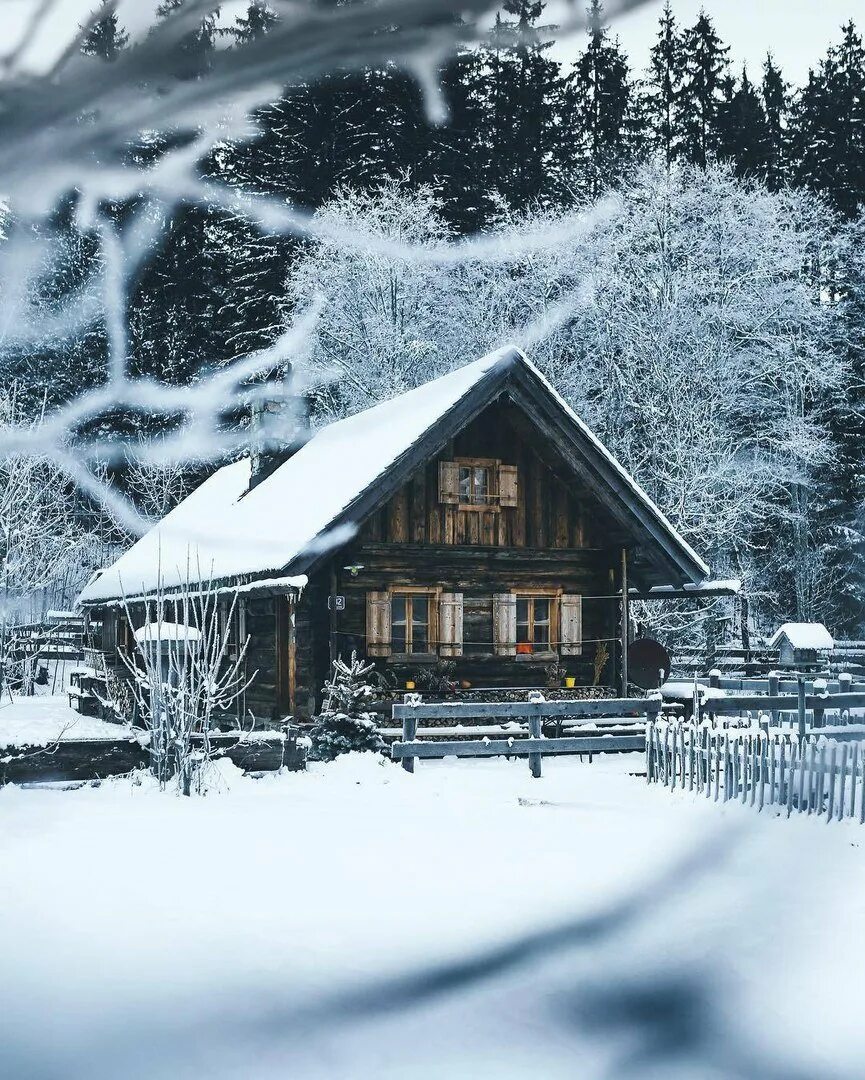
[{"left": 768, "top": 623, "right": 834, "bottom": 668}]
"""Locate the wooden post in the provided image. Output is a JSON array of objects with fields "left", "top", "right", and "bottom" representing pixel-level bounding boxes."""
[
  {"left": 840, "top": 673, "right": 852, "bottom": 723},
  {"left": 708, "top": 668, "right": 719, "bottom": 724},
  {"left": 740, "top": 593, "right": 752, "bottom": 668},
  {"left": 328, "top": 562, "right": 339, "bottom": 672},
  {"left": 758, "top": 735, "right": 767, "bottom": 811},
  {"left": 768, "top": 671, "right": 780, "bottom": 728},
  {"left": 797, "top": 676, "right": 807, "bottom": 747},
  {"left": 401, "top": 694, "right": 418, "bottom": 773},
  {"left": 813, "top": 677, "right": 827, "bottom": 729},
  {"left": 797, "top": 739, "right": 807, "bottom": 812},
  {"left": 769, "top": 737, "right": 777, "bottom": 806},
  {"left": 648, "top": 724, "right": 655, "bottom": 782},
  {"left": 528, "top": 714, "right": 542, "bottom": 778},
  {"left": 838, "top": 744, "right": 849, "bottom": 821},
  {"left": 827, "top": 743, "right": 837, "bottom": 820},
  {"left": 620, "top": 547, "right": 629, "bottom": 697}
]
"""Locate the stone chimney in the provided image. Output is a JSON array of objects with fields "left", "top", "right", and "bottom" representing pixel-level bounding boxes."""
[{"left": 248, "top": 366, "right": 310, "bottom": 492}]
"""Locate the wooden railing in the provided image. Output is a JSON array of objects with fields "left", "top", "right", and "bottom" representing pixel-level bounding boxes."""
[{"left": 390, "top": 694, "right": 663, "bottom": 777}]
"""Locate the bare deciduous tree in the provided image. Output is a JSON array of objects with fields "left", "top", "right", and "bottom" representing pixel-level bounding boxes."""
[{"left": 121, "top": 568, "right": 256, "bottom": 794}]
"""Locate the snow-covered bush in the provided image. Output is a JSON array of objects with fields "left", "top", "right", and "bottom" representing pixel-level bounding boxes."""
[
  {"left": 308, "top": 711, "right": 386, "bottom": 763},
  {"left": 310, "top": 653, "right": 385, "bottom": 762}
]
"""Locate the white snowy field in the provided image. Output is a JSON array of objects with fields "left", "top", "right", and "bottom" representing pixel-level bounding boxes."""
[
  {"left": 0, "top": 693, "right": 134, "bottom": 746},
  {"left": 0, "top": 752, "right": 863, "bottom": 1079}
]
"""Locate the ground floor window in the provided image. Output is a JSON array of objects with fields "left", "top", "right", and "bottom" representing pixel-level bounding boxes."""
[
  {"left": 515, "top": 595, "right": 554, "bottom": 653},
  {"left": 391, "top": 593, "right": 431, "bottom": 653}
]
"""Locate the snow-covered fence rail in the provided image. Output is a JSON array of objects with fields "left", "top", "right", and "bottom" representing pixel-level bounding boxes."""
[
  {"left": 704, "top": 673, "right": 865, "bottom": 696},
  {"left": 646, "top": 722, "right": 865, "bottom": 823},
  {"left": 391, "top": 695, "right": 663, "bottom": 776},
  {"left": 669, "top": 646, "right": 782, "bottom": 677}
]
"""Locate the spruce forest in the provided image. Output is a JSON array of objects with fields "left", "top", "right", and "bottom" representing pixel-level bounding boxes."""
[{"left": 6, "top": 0, "right": 865, "bottom": 640}]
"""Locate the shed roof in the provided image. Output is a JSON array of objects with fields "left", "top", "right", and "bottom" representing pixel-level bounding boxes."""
[
  {"left": 768, "top": 623, "right": 834, "bottom": 651},
  {"left": 78, "top": 347, "right": 711, "bottom": 605}
]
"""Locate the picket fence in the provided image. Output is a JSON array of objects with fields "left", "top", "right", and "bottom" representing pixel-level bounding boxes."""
[{"left": 646, "top": 722, "right": 865, "bottom": 823}]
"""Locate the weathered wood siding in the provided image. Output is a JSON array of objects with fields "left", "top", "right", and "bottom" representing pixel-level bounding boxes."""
[
  {"left": 358, "top": 400, "right": 619, "bottom": 551},
  {"left": 332, "top": 550, "right": 618, "bottom": 687}
]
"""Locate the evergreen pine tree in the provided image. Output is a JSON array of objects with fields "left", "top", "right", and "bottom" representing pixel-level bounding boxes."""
[
  {"left": 155, "top": 0, "right": 219, "bottom": 81},
  {"left": 678, "top": 11, "right": 730, "bottom": 167},
  {"left": 641, "top": 1, "right": 685, "bottom": 166},
  {"left": 717, "top": 67, "right": 771, "bottom": 178},
  {"left": 80, "top": 2, "right": 129, "bottom": 61},
  {"left": 790, "top": 21, "right": 865, "bottom": 217},
  {"left": 485, "top": 0, "right": 567, "bottom": 210},
  {"left": 432, "top": 47, "right": 495, "bottom": 231},
  {"left": 566, "top": 0, "right": 636, "bottom": 197},
  {"left": 761, "top": 54, "right": 789, "bottom": 190},
  {"left": 230, "top": 0, "right": 277, "bottom": 44},
  {"left": 129, "top": 1, "right": 230, "bottom": 380}
]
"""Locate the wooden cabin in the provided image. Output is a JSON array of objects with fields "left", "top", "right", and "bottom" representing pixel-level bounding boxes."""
[{"left": 78, "top": 347, "right": 717, "bottom": 721}]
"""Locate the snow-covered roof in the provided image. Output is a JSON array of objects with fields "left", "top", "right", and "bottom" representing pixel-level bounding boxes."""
[
  {"left": 768, "top": 623, "right": 834, "bottom": 651},
  {"left": 79, "top": 346, "right": 710, "bottom": 605}
]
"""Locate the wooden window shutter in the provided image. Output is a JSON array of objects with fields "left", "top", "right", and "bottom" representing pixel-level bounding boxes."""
[
  {"left": 493, "top": 593, "right": 517, "bottom": 656},
  {"left": 499, "top": 464, "right": 518, "bottom": 507},
  {"left": 366, "top": 591, "right": 391, "bottom": 657},
  {"left": 560, "top": 594, "right": 583, "bottom": 656},
  {"left": 438, "top": 593, "right": 463, "bottom": 657},
  {"left": 438, "top": 460, "right": 459, "bottom": 505}
]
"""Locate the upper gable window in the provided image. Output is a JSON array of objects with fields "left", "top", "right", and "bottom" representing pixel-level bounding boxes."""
[
  {"left": 439, "top": 459, "right": 518, "bottom": 510},
  {"left": 458, "top": 464, "right": 490, "bottom": 506}
]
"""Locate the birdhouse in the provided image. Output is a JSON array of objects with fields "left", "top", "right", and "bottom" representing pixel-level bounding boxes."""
[{"left": 768, "top": 623, "right": 834, "bottom": 668}]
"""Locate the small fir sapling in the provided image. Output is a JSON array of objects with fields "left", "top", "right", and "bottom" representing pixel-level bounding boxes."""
[{"left": 309, "top": 652, "right": 386, "bottom": 761}]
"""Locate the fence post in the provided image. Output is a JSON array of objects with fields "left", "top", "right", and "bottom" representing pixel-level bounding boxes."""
[
  {"left": 812, "top": 677, "right": 827, "bottom": 729},
  {"left": 528, "top": 714, "right": 542, "bottom": 779},
  {"left": 401, "top": 693, "right": 419, "bottom": 773},
  {"left": 797, "top": 677, "right": 807, "bottom": 746},
  {"left": 840, "top": 673, "right": 852, "bottom": 724},
  {"left": 827, "top": 743, "right": 837, "bottom": 820},
  {"left": 708, "top": 669, "right": 720, "bottom": 723},
  {"left": 838, "top": 744, "right": 849, "bottom": 821},
  {"left": 768, "top": 671, "right": 780, "bottom": 728}
]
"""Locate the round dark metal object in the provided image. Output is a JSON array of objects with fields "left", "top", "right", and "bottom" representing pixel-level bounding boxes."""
[{"left": 628, "top": 638, "right": 671, "bottom": 690}]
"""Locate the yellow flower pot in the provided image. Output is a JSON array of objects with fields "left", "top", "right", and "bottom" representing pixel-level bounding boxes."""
[{"left": 564, "top": 676, "right": 576, "bottom": 689}]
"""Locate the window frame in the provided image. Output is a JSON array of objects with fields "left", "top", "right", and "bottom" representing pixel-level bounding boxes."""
[
  {"left": 389, "top": 586, "right": 439, "bottom": 658},
  {"left": 453, "top": 457, "right": 501, "bottom": 513},
  {"left": 512, "top": 590, "right": 560, "bottom": 655}
]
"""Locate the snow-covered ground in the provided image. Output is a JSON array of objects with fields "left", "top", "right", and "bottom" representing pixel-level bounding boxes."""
[
  {"left": 0, "top": 752, "right": 863, "bottom": 1079},
  {"left": 0, "top": 693, "right": 134, "bottom": 747}
]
